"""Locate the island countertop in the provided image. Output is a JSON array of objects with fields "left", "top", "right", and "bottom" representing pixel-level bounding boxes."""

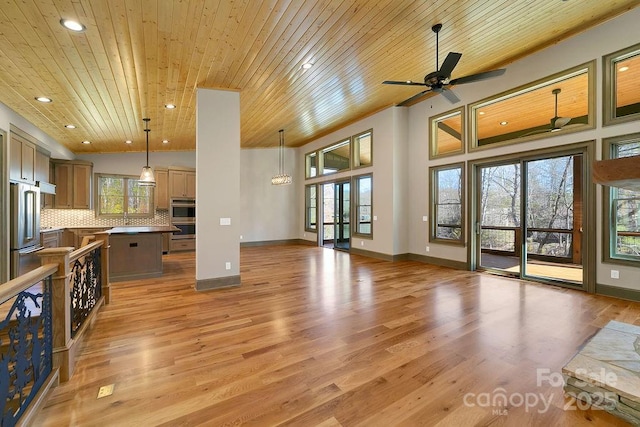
[{"left": 105, "top": 225, "right": 179, "bottom": 234}]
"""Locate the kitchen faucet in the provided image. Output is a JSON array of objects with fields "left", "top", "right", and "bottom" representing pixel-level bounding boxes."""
[{"left": 123, "top": 212, "right": 129, "bottom": 225}]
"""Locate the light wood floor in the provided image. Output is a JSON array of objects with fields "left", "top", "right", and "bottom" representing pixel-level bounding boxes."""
[{"left": 35, "top": 245, "right": 640, "bottom": 426}]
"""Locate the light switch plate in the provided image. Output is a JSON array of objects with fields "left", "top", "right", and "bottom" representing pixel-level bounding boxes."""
[{"left": 220, "top": 217, "right": 231, "bottom": 226}]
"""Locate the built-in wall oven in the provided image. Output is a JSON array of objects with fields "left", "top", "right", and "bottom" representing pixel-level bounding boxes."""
[
  {"left": 10, "top": 182, "right": 43, "bottom": 279},
  {"left": 170, "top": 198, "right": 195, "bottom": 240}
]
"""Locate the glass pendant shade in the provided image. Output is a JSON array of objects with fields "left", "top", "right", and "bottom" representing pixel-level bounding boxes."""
[
  {"left": 139, "top": 166, "right": 156, "bottom": 186},
  {"left": 272, "top": 129, "right": 292, "bottom": 185},
  {"left": 139, "top": 117, "right": 156, "bottom": 187}
]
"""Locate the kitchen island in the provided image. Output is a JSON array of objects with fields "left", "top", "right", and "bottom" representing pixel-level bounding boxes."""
[{"left": 102, "top": 225, "right": 179, "bottom": 282}]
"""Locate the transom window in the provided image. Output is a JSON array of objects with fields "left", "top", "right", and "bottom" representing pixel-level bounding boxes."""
[
  {"left": 322, "top": 139, "right": 351, "bottom": 175},
  {"left": 96, "top": 174, "right": 154, "bottom": 218}
]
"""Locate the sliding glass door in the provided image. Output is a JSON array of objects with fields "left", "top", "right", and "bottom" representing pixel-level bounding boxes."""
[{"left": 474, "top": 150, "right": 587, "bottom": 288}]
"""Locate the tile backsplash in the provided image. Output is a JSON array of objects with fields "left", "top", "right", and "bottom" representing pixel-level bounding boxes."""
[{"left": 41, "top": 209, "right": 170, "bottom": 228}]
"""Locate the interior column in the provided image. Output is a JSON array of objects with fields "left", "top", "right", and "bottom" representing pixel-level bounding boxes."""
[{"left": 195, "top": 88, "right": 241, "bottom": 290}]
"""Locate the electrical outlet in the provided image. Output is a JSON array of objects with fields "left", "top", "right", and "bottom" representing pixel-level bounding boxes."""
[
  {"left": 611, "top": 270, "right": 619, "bottom": 279},
  {"left": 225, "top": 262, "right": 231, "bottom": 270},
  {"left": 422, "top": 215, "right": 428, "bottom": 222},
  {"left": 426, "top": 246, "right": 430, "bottom": 252},
  {"left": 97, "top": 384, "right": 114, "bottom": 399},
  {"left": 240, "top": 235, "right": 243, "bottom": 240},
  {"left": 361, "top": 241, "right": 364, "bottom": 246},
  {"left": 304, "top": 233, "right": 306, "bottom": 237}
]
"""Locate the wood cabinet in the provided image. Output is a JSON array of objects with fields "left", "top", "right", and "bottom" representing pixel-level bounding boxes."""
[
  {"left": 170, "top": 239, "right": 195, "bottom": 252},
  {"left": 169, "top": 169, "right": 196, "bottom": 198},
  {"left": 9, "top": 133, "right": 36, "bottom": 183},
  {"left": 62, "top": 228, "right": 109, "bottom": 249},
  {"left": 40, "top": 230, "right": 62, "bottom": 248},
  {"left": 52, "top": 160, "right": 93, "bottom": 209},
  {"left": 35, "top": 149, "right": 50, "bottom": 182},
  {"left": 154, "top": 167, "right": 169, "bottom": 209}
]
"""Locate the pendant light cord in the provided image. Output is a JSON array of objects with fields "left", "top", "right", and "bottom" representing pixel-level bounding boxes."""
[
  {"left": 279, "top": 129, "right": 285, "bottom": 174},
  {"left": 144, "top": 117, "right": 151, "bottom": 167}
]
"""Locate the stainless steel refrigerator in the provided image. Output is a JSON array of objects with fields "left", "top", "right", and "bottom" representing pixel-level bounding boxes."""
[{"left": 10, "top": 182, "right": 43, "bottom": 279}]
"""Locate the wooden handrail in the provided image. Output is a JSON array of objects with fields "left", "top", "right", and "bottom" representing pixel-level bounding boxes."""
[
  {"left": 0, "top": 264, "right": 58, "bottom": 305},
  {"left": 69, "top": 240, "right": 104, "bottom": 263}
]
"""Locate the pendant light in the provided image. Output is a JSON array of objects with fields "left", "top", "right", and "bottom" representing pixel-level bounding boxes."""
[
  {"left": 271, "top": 129, "right": 292, "bottom": 185},
  {"left": 139, "top": 117, "right": 156, "bottom": 186}
]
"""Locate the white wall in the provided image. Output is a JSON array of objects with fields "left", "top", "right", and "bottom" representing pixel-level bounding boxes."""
[
  {"left": 76, "top": 151, "right": 196, "bottom": 175},
  {"left": 240, "top": 147, "right": 299, "bottom": 242}
]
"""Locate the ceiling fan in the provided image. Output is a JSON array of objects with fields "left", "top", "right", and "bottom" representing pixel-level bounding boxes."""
[
  {"left": 522, "top": 88, "right": 572, "bottom": 136},
  {"left": 382, "top": 23, "right": 506, "bottom": 106}
]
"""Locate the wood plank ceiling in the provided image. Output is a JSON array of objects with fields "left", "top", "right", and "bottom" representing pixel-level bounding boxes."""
[{"left": 0, "top": 0, "right": 638, "bottom": 154}]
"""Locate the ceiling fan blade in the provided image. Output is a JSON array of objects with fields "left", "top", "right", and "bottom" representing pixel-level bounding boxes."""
[
  {"left": 438, "top": 52, "right": 462, "bottom": 78},
  {"left": 449, "top": 68, "right": 506, "bottom": 85},
  {"left": 521, "top": 128, "right": 551, "bottom": 138},
  {"left": 382, "top": 80, "right": 428, "bottom": 86},
  {"left": 553, "top": 116, "right": 571, "bottom": 128},
  {"left": 441, "top": 87, "right": 461, "bottom": 104},
  {"left": 397, "top": 89, "right": 431, "bottom": 107}
]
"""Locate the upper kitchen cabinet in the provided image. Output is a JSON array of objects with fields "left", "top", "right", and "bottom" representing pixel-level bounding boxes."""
[
  {"left": 154, "top": 167, "right": 169, "bottom": 209},
  {"left": 52, "top": 159, "right": 93, "bottom": 209},
  {"left": 9, "top": 132, "right": 36, "bottom": 183},
  {"left": 169, "top": 168, "right": 196, "bottom": 199},
  {"left": 35, "top": 149, "right": 50, "bottom": 182}
]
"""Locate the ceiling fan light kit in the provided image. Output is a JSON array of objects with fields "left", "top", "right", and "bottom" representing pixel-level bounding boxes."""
[{"left": 383, "top": 23, "right": 506, "bottom": 106}]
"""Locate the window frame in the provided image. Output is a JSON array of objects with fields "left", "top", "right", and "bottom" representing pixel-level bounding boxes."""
[
  {"left": 319, "top": 138, "right": 351, "bottom": 176},
  {"left": 429, "top": 107, "right": 465, "bottom": 159},
  {"left": 469, "top": 61, "right": 595, "bottom": 152},
  {"left": 429, "top": 162, "right": 465, "bottom": 245},
  {"left": 352, "top": 129, "right": 373, "bottom": 169},
  {"left": 353, "top": 173, "right": 373, "bottom": 238},
  {"left": 603, "top": 42, "right": 640, "bottom": 127},
  {"left": 305, "top": 151, "right": 318, "bottom": 179},
  {"left": 304, "top": 184, "right": 318, "bottom": 232},
  {"left": 602, "top": 133, "right": 640, "bottom": 266},
  {"left": 95, "top": 173, "right": 155, "bottom": 219}
]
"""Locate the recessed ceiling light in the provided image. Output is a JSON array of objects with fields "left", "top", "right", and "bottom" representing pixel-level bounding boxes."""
[
  {"left": 162, "top": 139, "right": 169, "bottom": 144},
  {"left": 165, "top": 103, "right": 176, "bottom": 109},
  {"left": 301, "top": 62, "right": 313, "bottom": 70},
  {"left": 60, "top": 19, "right": 86, "bottom": 32},
  {"left": 125, "top": 140, "right": 132, "bottom": 144},
  {"left": 82, "top": 140, "right": 91, "bottom": 144},
  {"left": 406, "top": 80, "right": 413, "bottom": 84},
  {"left": 65, "top": 124, "right": 76, "bottom": 129},
  {"left": 35, "top": 96, "right": 52, "bottom": 103},
  {"left": 618, "top": 66, "right": 629, "bottom": 72},
  {"left": 479, "top": 111, "right": 485, "bottom": 115},
  {"left": 500, "top": 121, "right": 508, "bottom": 126}
]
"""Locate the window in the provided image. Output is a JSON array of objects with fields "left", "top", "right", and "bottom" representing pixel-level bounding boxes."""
[
  {"left": 430, "top": 164, "right": 464, "bottom": 244},
  {"left": 470, "top": 62, "right": 594, "bottom": 150},
  {"left": 604, "top": 43, "right": 640, "bottom": 126},
  {"left": 354, "top": 174, "right": 372, "bottom": 237},
  {"left": 96, "top": 174, "right": 154, "bottom": 218},
  {"left": 352, "top": 130, "right": 372, "bottom": 168},
  {"left": 305, "top": 152, "right": 317, "bottom": 179},
  {"left": 429, "top": 107, "right": 464, "bottom": 158},
  {"left": 305, "top": 184, "right": 317, "bottom": 231},
  {"left": 321, "top": 139, "right": 350, "bottom": 175},
  {"left": 603, "top": 134, "right": 640, "bottom": 264}
]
